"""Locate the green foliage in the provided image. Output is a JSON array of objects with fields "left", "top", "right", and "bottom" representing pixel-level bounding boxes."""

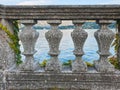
[
  {"left": 39, "top": 60, "right": 47, "bottom": 67},
  {"left": 62, "top": 60, "right": 93, "bottom": 67},
  {"left": 112, "top": 21, "right": 120, "bottom": 65},
  {"left": 109, "top": 56, "right": 120, "bottom": 70},
  {"left": 50, "top": 87, "right": 59, "bottom": 90},
  {"left": 40, "top": 59, "right": 94, "bottom": 68},
  {"left": 63, "top": 60, "right": 72, "bottom": 66},
  {"left": 112, "top": 33, "right": 120, "bottom": 53},
  {"left": 85, "top": 62, "right": 93, "bottom": 67},
  {"left": 49, "top": 87, "right": 64, "bottom": 90},
  {"left": 0, "top": 21, "right": 22, "bottom": 65},
  {"left": 117, "top": 20, "right": 120, "bottom": 25},
  {"left": 12, "top": 21, "right": 22, "bottom": 65}
]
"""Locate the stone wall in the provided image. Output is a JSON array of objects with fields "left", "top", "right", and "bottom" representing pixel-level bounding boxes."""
[
  {"left": 0, "top": 71, "right": 4, "bottom": 90},
  {"left": 5, "top": 71, "right": 120, "bottom": 90},
  {"left": 0, "top": 70, "right": 119, "bottom": 90},
  {"left": 0, "top": 19, "right": 15, "bottom": 70}
]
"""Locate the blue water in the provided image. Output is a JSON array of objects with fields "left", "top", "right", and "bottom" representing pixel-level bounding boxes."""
[{"left": 20, "top": 29, "right": 115, "bottom": 63}]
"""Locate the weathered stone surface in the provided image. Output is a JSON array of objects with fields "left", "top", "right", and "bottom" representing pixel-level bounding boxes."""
[
  {"left": 0, "top": 40, "right": 5, "bottom": 69},
  {"left": 0, "top": 19, "right": 15, "bottom": 70},
  {"left": 0, "top": 5, "right": 120, "bottom": 90},
  {"left": 0, "top": 71, "right": 3, "bottom": 83},
  {"left": 5, "top": 71, "right": 120, "bottom": 90},
  {"left": 0, "top": 5, "right": 120, "bottom": 20},
  {"left": 45, "top": 20, "right": 62, "bottom": 72},
  {"left": 72, "top": 57, "right": 87, "bottom": 72},
  {"left": 18, "top": 20, "right": 39, "bottom": 71},
  {"left": 71, "top": 20, "right": 88, "bottom": 72},
  {"left": 0, "top": 71, "right": 5, "bottom": 90},
  {"left": 94, "top": 20, "right": 115, "bottom": 72},
  {"left": 45, "top": 56, "right": 62, "bottom": 73}
]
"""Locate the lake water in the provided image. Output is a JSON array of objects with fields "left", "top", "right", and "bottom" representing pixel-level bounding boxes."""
[{"left": 20, "top": 29, "right": 115, "bottom": 63}]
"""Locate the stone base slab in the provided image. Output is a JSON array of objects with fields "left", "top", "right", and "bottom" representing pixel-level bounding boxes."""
[{"left": 5, "top": 71, "right": 120, "bottom": 90}]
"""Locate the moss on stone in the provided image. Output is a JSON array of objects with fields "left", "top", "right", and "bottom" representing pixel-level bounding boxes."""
[{"left": 0, "top": 21, "right": 22, "bottom": 65}]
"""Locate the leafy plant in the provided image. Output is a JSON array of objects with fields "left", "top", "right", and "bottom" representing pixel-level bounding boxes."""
[
  {"left": 63, "top": 60, "right": 93, "bottom": 67},
  {"left": 50, "top": 87, "right": 59, "bottom": 90},
  {"left": 0, "top": 21, "right": 22, "bottom": 65},
  {"left": 112, "top": 33, "right": 120, "bottom": 53},
  {"left": 63, "top": 60, "right": 72, "bottom": 66},
  {"left": 85, "top": 62, "right": 93, "bottom": 67},
  {"left": 49, "top": 87, "right": 64, "bottom": 90},
  {"left": 39, "top": 59, "right": 48, "bottom": 67},
  {"left": 12, "top": 21, "right": 22, "bottom": 65},
  {"left": 40, "top": 59, "right": 93, "bottom": 68},
  {"left": 111, "top": 20, "right": 120, "bottom": 68},
  {"left": 108, "top": 56, "right": 120, "bottom": 69}
]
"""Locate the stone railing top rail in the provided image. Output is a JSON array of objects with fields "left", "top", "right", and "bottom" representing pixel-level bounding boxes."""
[{"left": 0, "top": 5, "right": 120, "bottom": 20}]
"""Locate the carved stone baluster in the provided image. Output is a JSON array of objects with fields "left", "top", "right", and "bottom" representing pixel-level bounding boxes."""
[
  {"left": 94, "top": 20, "right": 115, "bottom": 72},
  {"left": 71, "top": 20, "right": 88, "bottom": 72},
  {"left": 18, "top": 20, "right": 39, "bottom": 71},
  {"left": 45, "top": 20, "right": 63, "bottom": 72}
]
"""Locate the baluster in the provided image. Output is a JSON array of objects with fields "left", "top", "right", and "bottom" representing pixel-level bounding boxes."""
[
  {"left": 71, "top": 20, "right": 88, "bottom": 72},
  {"left": 94, "top": 20, "right": 115, "bottom": 72},
  {"left": 18, "top": 20, "right": 39, "bottom": 71},
  {"left": 45, "top": 20, "right": 63, "bottom": 72}
]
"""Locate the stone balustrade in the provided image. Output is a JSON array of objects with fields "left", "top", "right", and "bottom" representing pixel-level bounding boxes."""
[{"left": 0, "top": 4, "right": 120, "bottom": 90}]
